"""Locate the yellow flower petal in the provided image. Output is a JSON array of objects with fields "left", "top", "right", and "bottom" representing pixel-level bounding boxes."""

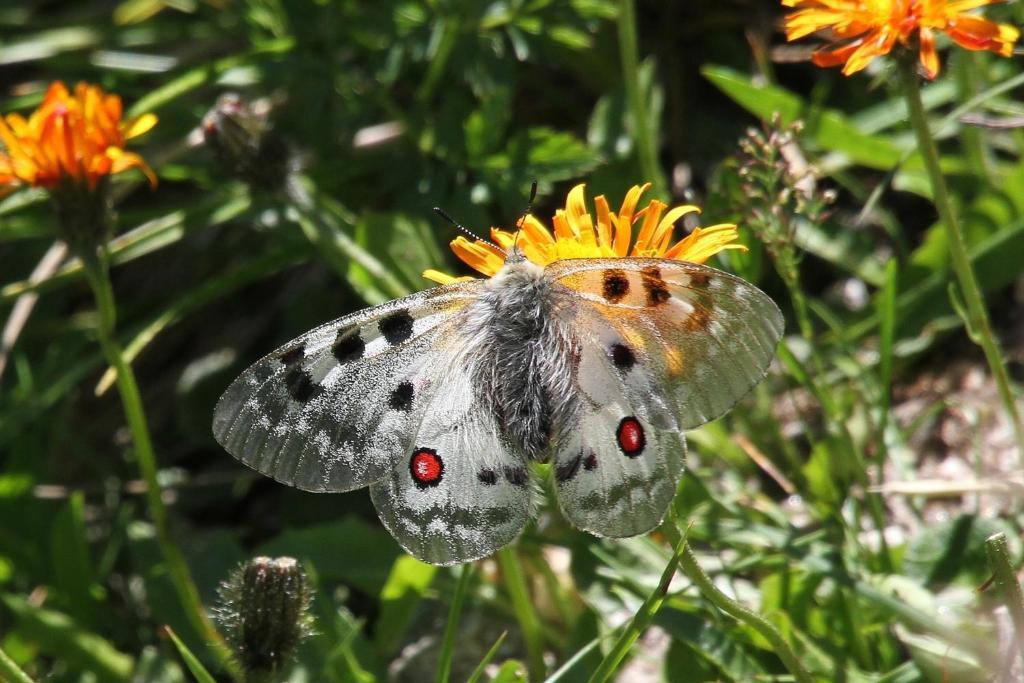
[
  {"left": 123, "top": 112, "right": 158, "bottom": 139},
  {"left": 426, "top": 182, "right": 747, "bottom": 281},
  {"left": 422, "top": 269, "right": 476, "bottom": 285}
]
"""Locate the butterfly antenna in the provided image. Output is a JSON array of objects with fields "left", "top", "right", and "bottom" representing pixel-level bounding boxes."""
[
  {"left": 511, "top": 180, "right": 538, "bottom": 252},
  {"left": 432, "top": 207, "right": 498, "bottom": 250}
]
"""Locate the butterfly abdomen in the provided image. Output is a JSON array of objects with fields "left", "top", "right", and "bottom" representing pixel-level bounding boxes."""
[{"left": 469, "top": 261, "right": 578, "bottom": 461}]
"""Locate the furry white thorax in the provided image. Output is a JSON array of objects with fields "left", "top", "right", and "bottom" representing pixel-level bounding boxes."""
[{"left": 465, "top": 254, "right": 579, "bottom": 462}]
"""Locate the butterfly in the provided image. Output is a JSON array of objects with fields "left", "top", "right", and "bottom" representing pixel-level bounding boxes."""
[{"left": 213, "top": 200, "right": 783, "bottom": 566}]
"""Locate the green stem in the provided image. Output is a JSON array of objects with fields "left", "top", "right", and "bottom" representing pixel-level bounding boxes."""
[
  {"left": 662, "top": 523, "right": 814, "bottom": 683},
  {"left": 617, "top": 0, "right": 666, "bottom": 196},
  {"left": 80, "top": 254, "right": 239, "bottom": 680},
  {"left": 496, "top": 546, "right": 545, "bottom": 680},
  {"left": 435, "top": 564, "right": 474, "bottom": 683},
  {"left": 985, "top": 533, "right": 1024, "bottom": 669},
  {"left": 0, "top": 644, "right": 34, "bottom": 683},
  {"left": 898, "top": 56, "right": 1024, "bottom": 461}
]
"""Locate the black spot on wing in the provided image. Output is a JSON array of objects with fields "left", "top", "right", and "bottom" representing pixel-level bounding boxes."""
[
  {"left": 602, "top": 269, "right": 629, "bottom": 303},
  {"left": 333, "top": 326, "right": 364, "bottom": 363},
  {"left": 641, "top": 266, "right": 670, "bottom": 306},
  {"left": 279, "top": 343, "right": 304, "bottom": 366},
  {"left": 555, "top": 452, "right": 582, "bottom": 483},
  {"left": 689, "top": 270, "right": 711, "bottom": 289},
  {"left": 379, "top": 311, "right": 414, "bottom": 345},
  {"left": 503, "top": 465, "right": 529, "bottom": 488},
  {"left": 389, "top": 381, "right": 414, "bottom": 411},
  {"left": 284, "top": 367, "right": 319, "bottom": 403},
  {"left": 477, "top": 468, "right": 498, "bottom": 485},
  {"left": 583, "top": 452, "right": 598, "bottom": 470},
  {"left": 609, "top": 343, "right": 635, "bottom": 370}
]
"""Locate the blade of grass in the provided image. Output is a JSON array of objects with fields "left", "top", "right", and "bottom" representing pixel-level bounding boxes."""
[
  {"left": 586, "top": 529, "right": 686, "bottom": 683},
  {"left": 497, "top": 546, "right": 545, "bottom": 680},
  {"left": 287, "top": 177, "right": 410, "bottom": 302},
  {"left": 617, "top": 0, "right": 666, "bottom": 196},
  {"left": 436, "top": 563, "right": 475, "bottom": 683},
  {"left": 165, "top": 626, "right": 218, "bottom": 683},
  {"left": 126, "top": 38, "right": 295, "bottom": 117},
  {"left": 0, "top": 642, "right": 35, "bottom": 683},
  {"left": 545, "top": 636, "right": 602, "bottom": 682},
  {"left": 465, "top": 631, "right": 508, "bottom": 683}
]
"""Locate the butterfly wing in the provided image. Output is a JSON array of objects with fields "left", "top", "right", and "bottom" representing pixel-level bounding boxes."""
[
  {"left": 212, "top": 282, "right": 481, "bottom": 493},
  {"left": 548, "top": 258, "right": 784, "bottom": 429},
  {"left": 369, "top": 341, "right": 535, "bottom": 565},
  {"left": 546, "top": 258, "right": 782, "bottom": 537},
  {"left": 551, "top": 324, "right": 688, "bottom": 537}
]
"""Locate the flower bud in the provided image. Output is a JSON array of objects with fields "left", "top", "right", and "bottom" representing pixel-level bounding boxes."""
[
  {"left": 202, "top": 94, "right": 291, "bottom": 192},
  {"left": 216, "top": 556, "right": 313, "bottom": 680}
]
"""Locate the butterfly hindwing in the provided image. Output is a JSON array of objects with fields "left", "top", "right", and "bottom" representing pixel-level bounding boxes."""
[
  {"left": 548, "top": 258, "right": 784, "bottom": 431},
  {"left": 552, "top": 321, "right": 687, "bottom": 537},
  {"left": 369, "top": 344, "right": 534, "bottom": 565},
  {"left": 212, "top": 283, "right": 480, "bottom": 493}
]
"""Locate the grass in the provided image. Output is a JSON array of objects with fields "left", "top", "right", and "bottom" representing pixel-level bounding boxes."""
[{"left": 2, "top": 1, "right": 1024, "bottom": 681}]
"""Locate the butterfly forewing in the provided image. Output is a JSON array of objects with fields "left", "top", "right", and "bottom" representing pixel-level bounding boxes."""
[
  {"left": 212, "top": 283, "right": 480, "bottom": 493},
  {"left": 548, "top": 258, "right": 784, "bottom": 430}
]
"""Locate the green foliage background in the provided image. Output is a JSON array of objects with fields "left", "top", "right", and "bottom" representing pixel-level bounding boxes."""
[{"left": 3, "top": 0, "right": 1024, "bottom": 681}]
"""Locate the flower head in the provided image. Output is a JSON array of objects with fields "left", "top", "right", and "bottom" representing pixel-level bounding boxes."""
[
  {"left": 423, "top": 183, "right": 746, "bottom": 285},
  {"left": 783, "top": 0, "right": 1019, "bottom": 79},
  {"left": 0, "top": 81, "right": 157, "bottom": 191},
  {"left": 216, "top": 556, "right": 314, "bottom": 678}
]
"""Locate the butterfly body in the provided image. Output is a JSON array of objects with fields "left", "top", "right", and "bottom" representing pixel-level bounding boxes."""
[
  {"left": 214, "top": 251, "right": 783, "bottom": 565},
  {"left": 466, "top": 251, "right": 578, "bottom": 461}
]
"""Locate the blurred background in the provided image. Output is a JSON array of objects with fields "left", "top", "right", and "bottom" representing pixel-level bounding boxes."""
[{"left": 3, "top": 0, "right": 1024, "bottom": 681}]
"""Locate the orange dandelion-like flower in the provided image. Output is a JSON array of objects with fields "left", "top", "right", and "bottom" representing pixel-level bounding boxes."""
[
  {"left": 423, "top": 183, "right": 747, "bottom": 285},
  {"left": 0, "top": 81, "right": 157, "bottom": 191},
  {"left": 782, "top": 0, "right": 1019, "bottom": 79}
]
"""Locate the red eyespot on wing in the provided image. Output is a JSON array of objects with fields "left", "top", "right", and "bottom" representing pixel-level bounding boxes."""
[
  {"left": 410, "top": 448, "right": 444, "bottom": 488},
  {"left": 616, "top": 417, "right": 645, "bottom": 457}
]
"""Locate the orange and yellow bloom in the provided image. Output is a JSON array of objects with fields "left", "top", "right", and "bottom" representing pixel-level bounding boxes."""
[
  {"left": 423, "top": 183, "right": 746, "bottom": 284},
  {"left": 0, "top": 81, "right": 157, "bottom": 191},
  {"left": 783, "top": 0, "right": 1019, "bottom": 79}
]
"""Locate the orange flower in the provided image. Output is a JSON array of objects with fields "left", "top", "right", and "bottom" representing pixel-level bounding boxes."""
[
  {"left": 423, "top": 183, "right": 746, "bottom": 284},
  {"left": 782, "top": 0, "right": 1019, "bottom": 79},
  {"left": 0, "top": 81, "right": 157, "bottom": 191}
]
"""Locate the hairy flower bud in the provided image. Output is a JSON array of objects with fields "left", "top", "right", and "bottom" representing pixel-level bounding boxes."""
[
  {"left": 202, "top": 94, "right": 291, "bottom": 192},
  {"left": 215, "top": 556, "right": 314, "bottom": 680}
]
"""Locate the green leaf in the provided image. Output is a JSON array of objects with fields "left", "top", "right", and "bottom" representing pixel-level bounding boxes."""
[
  {"left": 258, "top": 518, "right": 402, "bottom": 595},
  {"left": 2, "top": 594, "right": 133, "bottom": 683},
  {"left": 482, "top": 127, "right": 601, "bottom": 182},
  {"left": 374, "top": 555, "right": 437, "bottom": 654},
  {"left": 49, "top": 491, "right": 101, "bottom": 630},
  {"left": 896, "top": 627, "right": 989, "bottom": 683},
  {"left": 702, "top": 65, "right": 904, "bottom": 170},
  {"left": 489, "top": 660, "right": 527, "bottom": 683},
  {"left": 903, "top": 514, "right": 1019, "bottom": 586}
]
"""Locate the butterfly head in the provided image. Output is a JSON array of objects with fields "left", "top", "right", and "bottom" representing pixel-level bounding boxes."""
[{"left": 503, "top": 242, "right": 528, "bottom": 265}]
